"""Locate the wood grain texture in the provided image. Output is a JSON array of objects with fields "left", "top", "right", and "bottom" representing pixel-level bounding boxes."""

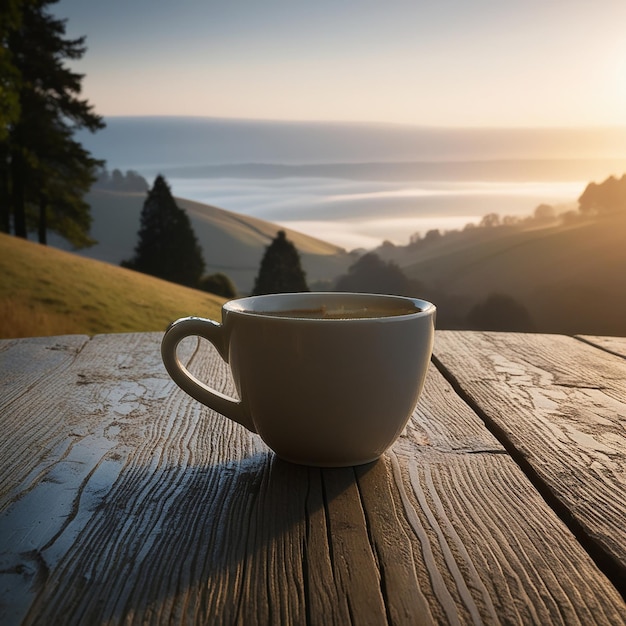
[
  {"left": 0, "top": 334, "right": 90, "bottom": 511},
  {"left": 433, "top": 330, "right": 626, "bottom": 594},
  {"left": 1, "top": 332, "right": 625, "bottom": 625},
  {"left": 386, "top": 364, "right": 625, "bottom": 625}
]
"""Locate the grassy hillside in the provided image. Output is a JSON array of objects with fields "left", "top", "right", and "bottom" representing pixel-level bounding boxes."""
[
  {"left": 0, "top": 233, "right": 224, "bottom": 339},
  {"left": 385, "top": 213, "right": 626, "bottom": 336},
  {"left": 18, "top": 183, "right": 626, "bottom": 337},
  {"left": 49, "top": 189, "right": 354, "bottom": 294}
]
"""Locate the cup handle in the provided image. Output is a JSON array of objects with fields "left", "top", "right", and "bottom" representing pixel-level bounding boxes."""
[{"left": 161, "top": 317, "right": 257, "bottom": 434}]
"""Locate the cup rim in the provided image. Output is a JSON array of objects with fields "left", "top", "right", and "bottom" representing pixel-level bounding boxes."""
[{"left": 224, "top": 291, "right": 436, "bottom": 321}]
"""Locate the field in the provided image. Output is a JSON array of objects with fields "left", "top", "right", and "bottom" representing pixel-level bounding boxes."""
[{"left": 0, "top": 233, "right": 224, "bottom": 339}]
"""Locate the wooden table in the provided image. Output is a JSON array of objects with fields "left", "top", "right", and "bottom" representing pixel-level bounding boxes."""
[{"left": 1, "top": 330, "right": 625, "bottom": 625}]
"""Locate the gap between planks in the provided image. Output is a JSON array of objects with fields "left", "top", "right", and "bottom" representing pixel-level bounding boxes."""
[{"left": 430, "top": 351, "right": 626, "bottom": 602}]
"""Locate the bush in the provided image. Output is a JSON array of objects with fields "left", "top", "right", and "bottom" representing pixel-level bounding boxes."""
[
  {"left": 334, "top": 252, "right": 421, "bottom": 296},
  {"left": 466, "top": 293, "right": 534, "bottom": 332},
  {"left": 198, "top": 273, "right": 237, "bottom": 298}
]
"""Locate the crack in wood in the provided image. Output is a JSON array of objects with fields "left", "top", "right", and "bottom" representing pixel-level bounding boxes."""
[
  {"left": 554, "top": 382, "right": 608, "bottom": 391},
  {"left": 302, "top": 470, "right": 313, "bottom": 626},
  {"left": 320, "top": 472, "right": 337, "bottom": 586}
]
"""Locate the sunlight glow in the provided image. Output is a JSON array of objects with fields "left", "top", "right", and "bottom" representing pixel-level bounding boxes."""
[
  {"left": 321, "top": 182, "right": 586, "bottom": 204},
  {"left": 56, "top": 0, "right": 626, "bottom": 128},
  {"left": 277, "top": 216, "right": 483, "bottom": 251}
]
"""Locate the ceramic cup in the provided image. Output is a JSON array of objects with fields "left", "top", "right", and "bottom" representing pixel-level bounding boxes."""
[{"left": 161, "top": 292, "right": 436, "bottom": 467}]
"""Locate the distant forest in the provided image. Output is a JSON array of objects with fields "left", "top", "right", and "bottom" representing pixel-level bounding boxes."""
[
  {"left": 93, "top": 168, "right": 149, "bottom": 193},
  {"left": 400, "top": 172, "right": 626, "bottom": 248}
]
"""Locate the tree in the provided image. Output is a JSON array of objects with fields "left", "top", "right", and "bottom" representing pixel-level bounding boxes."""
[
  {"left": 252, "top": 230, "right": 309, "bottom": 295},
  {"left": 479, "top": 213, "right": 501, "bottom": 228},
  {"left": 334, "top": 252, "right": 420, "bottom": 296},
  {"left": 423, "top": 228, "right": 441, "bottom": 242},
  {"left": 94, "top": 167, "right": 149, "bottom": 193},
  {"left": 198, "top": 272, "right": 238, "bottom": 298},
  {"left": 0, "top": 0, "right": 22, "bottom": 141},
  {"left": 466, "top": 293, "right": 534, "bottom": 332},
  {"left": 29, "top": 121, "right": 102, "bottom": 247},
  {"left": 1, "top": 0, "right": 104, "bottom": 245},
  {"left": 533, "top": 203, "right": 555, "bottom": 222},
  {"left": 0, "top": 0, "right": 25, "bottom": 233},
  {"left": 578, "top": 174, "right": 626, "bottom": 216},
  {"left": 123, "top": 175, "right": 205, "bottom": 288}
]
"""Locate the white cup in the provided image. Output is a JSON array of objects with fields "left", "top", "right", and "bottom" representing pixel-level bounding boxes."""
[{"left": 161, "top": 292, "right": 435, "bottom": 467}]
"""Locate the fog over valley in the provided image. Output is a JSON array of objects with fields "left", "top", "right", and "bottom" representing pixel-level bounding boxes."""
[{"left": 78, "top": 117, "right": 626, "bottom": 249}]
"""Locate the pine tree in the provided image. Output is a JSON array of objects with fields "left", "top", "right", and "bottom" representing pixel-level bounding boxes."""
[
  {"left": 252, "top": 230, "right": 309, "bottom": 295},
  {"left": 123, "top": 175, "right": 205, "bottom": 288},
  {"left": 1, "top": 0, "right": 104, "bottom": 245},
  {"left": 0, "top": 0, "right": 22, "bottom": 142},
  {"left": 0, "top": 0, "right": 24, "bottom": 234}
]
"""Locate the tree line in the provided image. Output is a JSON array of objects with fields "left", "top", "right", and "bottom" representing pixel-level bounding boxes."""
[
  {"left": 403, "top": 172, "right": 626, "bottom": 250},
  {"left": 94, "top": 168, "right": 149, "bottom": 193},
  {"left": 1, "top": 0, "right": 103, "bottom": 248}
]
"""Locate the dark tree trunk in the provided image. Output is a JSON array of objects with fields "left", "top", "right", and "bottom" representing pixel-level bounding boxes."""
[
  {"left": 38, "top": 193, "right": 47, "bottom": 245},
  {"left": 10, "top": 149, "right": 27, "bottom": 239},
  {"left": 0, "top": 145, "right": 10, "bottom": 233}
]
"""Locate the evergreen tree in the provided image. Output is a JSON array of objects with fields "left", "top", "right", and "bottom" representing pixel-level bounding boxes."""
[
  {"left": 252, "top": 230, "right": 309, "bottom": 295},
  {"left": 0, "top": 0, "right": 22, "bottom": 142},
  {"left": 123, "top": 175, "right": 205, "bottom": 288},
  {"left": 1, "top": 0, "right": 104, "bottom": 245},
  {"left": 0, "top": 0, "right": 24, "bottom": 233}
]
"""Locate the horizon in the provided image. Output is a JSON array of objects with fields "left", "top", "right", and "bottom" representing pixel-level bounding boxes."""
[
  {"left": 77, "top": 117, "right": 626, "bottom": 171},
  {"left": 83, "top": 113, "right": 626, "bottom": 130}
]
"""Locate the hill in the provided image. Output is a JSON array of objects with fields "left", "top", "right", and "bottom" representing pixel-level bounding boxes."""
[
  {"left": 48, "top": 189, "right": 355, "bottom": 294},
  {"left": 0, "top": 233, "right": 225, "bottom": 339},
  {"left": 375, "top": 212, "right": 626, "bottom": 336}
]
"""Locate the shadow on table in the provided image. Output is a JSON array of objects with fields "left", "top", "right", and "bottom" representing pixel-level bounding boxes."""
[{"left": 24, "top": 451, "right": 381, "bottom": 624}]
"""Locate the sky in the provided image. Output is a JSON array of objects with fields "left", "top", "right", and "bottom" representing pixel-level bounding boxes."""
[{"left": 54, "top": 0, "right": 626, "bottom": 128}]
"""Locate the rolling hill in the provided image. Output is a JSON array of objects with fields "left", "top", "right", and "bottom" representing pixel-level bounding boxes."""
[
  {"left": 48, "top": 189, "right": 355, "bottom": 294},
  {"left": 13, "top": 179, "right": 626, "bottom": 337},
  {"left": 0, "top": 232, "right": 225, "bottom": 339},
  {"left": 375, "top": 212, "right": 626, "bottom": 336}
]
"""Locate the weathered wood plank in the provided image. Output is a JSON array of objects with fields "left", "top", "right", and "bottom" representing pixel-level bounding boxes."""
[
  {"left": 383, "top": 363, "right": 625, "bottom": 625},
  {"left": 0, "top": 335, "right": 90, "bottom": 408},
  {"left": 578, "top": 335, "right": 626, "bottom": 360},
  {"left": 433, "top": 330, "right": 626, "bottom": 593},
  {"left": 0, "top": 333, "right": 207, "bottom": 623},
  {"left": 1, "top": 332, "right": 625, "bottom": 625},
  {"left": 0, "top": 334, "right": 90, "bottom": 506}
]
